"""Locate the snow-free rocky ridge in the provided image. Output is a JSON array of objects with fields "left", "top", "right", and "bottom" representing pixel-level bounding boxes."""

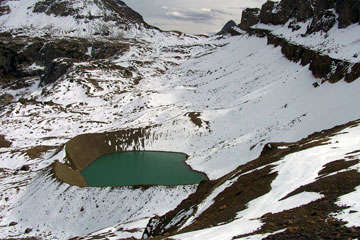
[{"left": 0, "top": 0, "right": 360, "bottom": 239}]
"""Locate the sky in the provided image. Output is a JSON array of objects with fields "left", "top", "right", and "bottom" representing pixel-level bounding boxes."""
[{"left": 122, "top": 0, "right": 268, "bottom": 35}]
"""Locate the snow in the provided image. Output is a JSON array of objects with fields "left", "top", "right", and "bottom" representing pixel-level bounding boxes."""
[
  {"left": 0, "top": 0, "right": 140, "bottom": 38},
  {"left": 0, "top": 170, "right": 197, "bottom": 239},
  {"left": 0, "top": 2, "right": 360, "bottom": 238},
  {"left": 334, "top": 186, "right": 360, "bottom": 227}
]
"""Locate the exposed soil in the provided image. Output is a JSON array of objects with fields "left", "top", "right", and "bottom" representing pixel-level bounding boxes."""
[
  {"left": 25, "top": 145, "right": 57, "bottom": 159},
  {"left": 185, "top": 112, "right": 210, "bottom": 130},
  {"left": 65, "top": 127, "right": 149, "bottom": 171},
  {"left": 52, "top": 161, "right": 87, "bottom": 187},
  {"left": 233, "top": 169, "right": 360, "bottom": 239},
  {"left": 0, "top": 135, "right": 11, "bottom": 148}
]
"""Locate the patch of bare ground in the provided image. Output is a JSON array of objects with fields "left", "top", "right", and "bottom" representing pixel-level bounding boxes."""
[
  {"left": 25, "top": 145, "right": 57, "bottom": 159},
  {"left": 145, "top": 120, "right": 360, "bottom": 239},
  {"left": 185, "top": 112, "right": 210, "bottom": 130},
  {"left": 52, "top": 161, "right": 87, "bottom": 187},
  {"left": 234, "top": 169, "right": 360, "bottom": 239},
  {"left": 0, "top": 135, "right": 11, "bottom": 148}
]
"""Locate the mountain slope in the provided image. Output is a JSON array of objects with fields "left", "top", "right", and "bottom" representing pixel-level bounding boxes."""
[
  {"left": 0, "top": 0, "right": 360, "bottom": 239},
  {"left": 145, "top": 120, "right": 360, "bottom": 239},
  {"left": 0, "top": 0, "right": 147, "bottom": 37}
]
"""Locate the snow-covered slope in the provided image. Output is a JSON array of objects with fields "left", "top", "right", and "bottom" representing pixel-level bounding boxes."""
[
  {"left": 0, "top": 0, "right": 146, "bottom": 37},
  {"left": 166, "top": 120, "right": 360, "bottom": 239},
  {"left": 0, "top": 0, "right": 360, "bottom": 239}
]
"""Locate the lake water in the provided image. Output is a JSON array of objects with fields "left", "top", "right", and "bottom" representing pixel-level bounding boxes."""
[{"left": 81, "top": 151, "right": 207, "bottom": 187}]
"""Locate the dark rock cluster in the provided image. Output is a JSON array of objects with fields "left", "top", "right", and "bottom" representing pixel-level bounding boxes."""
[
  {"left": 0, "top": 37, "right": 129, "bottom": 85},
  {"left": 237, "top": 0, "right": 360, "bottom": 33},
  {"left": 239, "top": 8, "right": 261, "bottom": 31},
  {"left": 0, "top": 0, "right": 148, "bottom": 85},
  {"left": 259, "top": 0, "right": 360, "bottom": 30},
  {"left": 267, "top": 34, "right": 360, "bottom": 83}
]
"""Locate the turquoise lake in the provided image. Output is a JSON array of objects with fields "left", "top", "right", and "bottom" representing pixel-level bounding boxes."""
[{"left": 80, "top": 151, "right": 207, "bottom": 187}]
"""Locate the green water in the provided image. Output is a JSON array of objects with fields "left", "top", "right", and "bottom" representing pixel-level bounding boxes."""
[{"left": 80, "top": 151, "right": 207, "bottom": 187}]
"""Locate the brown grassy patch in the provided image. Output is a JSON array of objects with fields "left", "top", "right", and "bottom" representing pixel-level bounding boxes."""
[
  {"left": 0, "top": 135, "right": 11, "bottom": 148},
  {"left": 25, "top": 145, "right": 57, "bottom": 159},
  {"left": 52, "top": 161, "right": 87, "bottom": 187}
]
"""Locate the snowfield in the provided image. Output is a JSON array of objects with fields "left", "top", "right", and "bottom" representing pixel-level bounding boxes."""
[{"left": 0, "top": 1, "right": 360, "bottom": 237}]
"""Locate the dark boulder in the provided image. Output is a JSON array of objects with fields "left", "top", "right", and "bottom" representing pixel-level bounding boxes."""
[
  {"left": 239, "top": 8, "right": 260, "bottom": 31},
  {"left": 40, "top": 40, "right": 89, "bottom": 65},
  {"left": 260, "top": 0, "right": 296, "bottom": 25},
  {"left": 0, "top": 39, "right": 45, "bottom": 81},
  {"left": 0, "top": 40, "right": 26, "bottom": 79},
  {"left": 0, "top": 94, "right": 14, "bottom": 106},
  {"left": 20, "top": 165, "right": 30, "bottom": 171},
  {"left": 336, "top": 0, "right": 360, "bottom": 28},
  {"left": 295, "top": 0, "right": 314, "bottom": 22},
  {"left": 33, "top": 0, "right": 76, "bottom": 17},
  {"left": 0, "top": 5, "right": 10, "bottom": 16},
  {"left": 32, "top": 0, "right": 146, "bottom": 26},
  {"left": 216, "top": 20, "right": 240, "bottom": 36},
  {"left": 40, "top": 58, "right": 73, "bottom": 85},
  {"left": 306, "top": 10, "right": 337, "bottom": 34}
]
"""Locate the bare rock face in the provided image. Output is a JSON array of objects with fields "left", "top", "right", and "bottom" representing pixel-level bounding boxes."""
[
  {"left": 239, "top": 8, "right": 260, "bottom": 31},
  {"left": 40, "top": 57, "right": 73, "bottom": 85},
  {"left": 260, "top": 0, "right": 296, "bottom": 25},
  {"left": 336, "top": 0, "right": 360, "bottom": 28},
  {"left": 0, "top": 36, "right": 130, "bottom": 85},
  {"left": 0, "top": 5, "right": 10, "bottom": 16},
  {"left": 306, "top": 9, "right": 337, "bottom": 34},
  {"left": 258, "top": 0, "right": 360, "bottom": 30}
]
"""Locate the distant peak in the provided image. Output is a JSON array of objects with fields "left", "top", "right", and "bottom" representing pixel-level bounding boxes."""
[{"left": 0, "top": 0, "right": 148, "bottom": 37}]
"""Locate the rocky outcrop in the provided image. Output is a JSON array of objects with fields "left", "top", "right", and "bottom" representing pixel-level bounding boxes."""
[
  {"left": 239, "top": 8, "right": 260, "bottom": 31},
  {"left": 267, "top": 34, "right": 360, "bottom": 83},
  {"left": 306, "top": 9, "right": 336, "bottom": 34},
  {"left": 40, "top": 58, "right": 73, "bottom": 85},
  {"left": 260, "top": 0, "right": 296, "bottom": 25},
  {"left": 0, "top": 36, "right": 130, "bottom": 85},
  {"left": 65, "top": 127, "right": 149, "bottom": 171},
  {"left": 0, "top": 5, "right": 10, "bottom": 16},
  {"left": 259, "top": 0, "right": 360, "bottom": 30},
  {"left": 32, "top": 0, "right": 145, "bottom": 25},
  {"left": 237, "top": 0, "right": 360, "bottom": 83},
  {"left": 33, "top": 0, "right": 76, "bottom": 17}
]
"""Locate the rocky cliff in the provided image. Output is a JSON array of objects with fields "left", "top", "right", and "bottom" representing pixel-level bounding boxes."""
[
  {"left": 0, "top": 0, "right": 148, "bottom": 85},
  {"left": 0, "top": 0, "right": 148, "bottom": 36},
  {"left": 235, "top": 0, "right": 360, "bottom": 83}
]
